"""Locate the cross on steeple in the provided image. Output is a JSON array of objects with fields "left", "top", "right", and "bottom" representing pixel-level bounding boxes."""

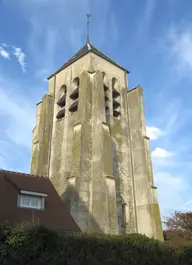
[{"left": 86, "top": 14, "right": 91, "bottom": 43}]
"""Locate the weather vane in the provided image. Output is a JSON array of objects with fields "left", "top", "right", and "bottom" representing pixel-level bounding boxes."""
[{"left": 86, "top": 14, "right": 91, "bottom": 43}]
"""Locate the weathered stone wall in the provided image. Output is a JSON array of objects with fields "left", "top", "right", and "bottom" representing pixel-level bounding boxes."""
[
  {"left": 110, "top": 87, "right": 136, "bottom": 234},
  {"left": 30, "top": 94, "right": 53, "bottom": 177},
  {"left": 31, "top": 49, "right": 163, "bottom": 239},
  {"left": 47, "top": 54, "right": 120, "bottom": 234},
  {"left": 90, "top": 53, "right": 126, "bottom": 87},
  {"left": 48, "top": 54, "right": 90, "bottom": 196},
  {"left": 31, "top": 101, "right": 42, "bottom": 174},
  {"left": 126, "top": 86, "right": 163, "bottom": 241},
  {"left": 66, "top": 70, "right": 118, "bottom": 234},
  {"left": 84, "top": 54, "right": 137, "bottom": 234},
  {"left": 69, "top": 71, "right": 93, "bottom": 232},
  {"left": 91, "top": 71, "right": 118, "bottom": 234}
]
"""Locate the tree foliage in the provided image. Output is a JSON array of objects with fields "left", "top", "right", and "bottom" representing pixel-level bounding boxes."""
[{"left": 164, "top": 211, "right": 192, "bottom": 238}]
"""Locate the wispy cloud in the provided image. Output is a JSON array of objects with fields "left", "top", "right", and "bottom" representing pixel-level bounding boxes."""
[
  {"left": 69, "top": 25, "right": 83, "bottom": 50},
  {"left": 148, "top": 94, "right": 192, "bottom": 218},
  {"left": 155, "top": 171, "right": 189, "bottom": 218},
  {"left": 11, "top": 0, "right": 115, "bottom": 76},
  {"left": 152, "top": 147, "right": 175, "bottom": 158},
  {"left": 21, "top": 0, "right": 89, "bottom": 74},
  {"left": 35, "top": 68, "right": 49, "bottom": 82},
  {"left": 0, "top": 43, "right": 27, "bottom": 71},
  {"left": 146, "top": 126, "right": 164, "bottom": 140},
  {"left": 13, "top": 47, "right": 26, "bottom": 72},
  {"left": 136, "top": 0, "right": 157, "bottom": 42},
  {"left": 165, "top": 25, "right": 192, "bottom": 78},
  {"left": 147, "top": 98, "right": 182, "bottom": 145},
  {"left": 0, "top": 76, "right": 35, "bottom": 148},
  {"left": 1, "top": 43, "right": 8, "bottom": 48},
  {"left": 0, "top": 46, "right": 10, "bottom": 59},
  {"left": 0, "top": 0, "right": 115, "bottom": 172},
  {"left": 142, "top": 0, "right": 156, "bottom": 29},
  {"left": 108, "top": 12, "right": 118, "bottom": 42},
  {"left": 0, "top": 72, "right": 42, "bottom": 172}
]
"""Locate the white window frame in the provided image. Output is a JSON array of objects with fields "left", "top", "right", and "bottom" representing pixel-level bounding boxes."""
[{"left": 18, "top": 190, "right": 47, "bottom": 210}]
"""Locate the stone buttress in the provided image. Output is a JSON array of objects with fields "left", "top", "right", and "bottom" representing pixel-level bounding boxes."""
[
  {"left": 66, "top": 70, "right": 118, "bottom": 234},
  {"left": 127, "top": 86, "right": 163, "bottom": 240}
]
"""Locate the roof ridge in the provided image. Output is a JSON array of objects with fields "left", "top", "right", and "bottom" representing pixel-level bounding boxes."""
[
  {"left": 0, "top": 169, "right": 48, "bottom": 178},
  {"left": 89, "top": 43, "right": 128, "bottom": 72},
  {"left": 48, "top": 42, "right": 129, "bottom": 79}
]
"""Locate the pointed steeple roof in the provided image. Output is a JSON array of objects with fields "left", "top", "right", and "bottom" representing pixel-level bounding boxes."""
[{"left": 47, "top": 42, "right": 129, "bottom": 79}]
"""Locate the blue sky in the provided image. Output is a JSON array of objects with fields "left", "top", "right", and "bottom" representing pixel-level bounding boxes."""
[{"left": 0, "top": 0, "right": 192, "bottom": 221}]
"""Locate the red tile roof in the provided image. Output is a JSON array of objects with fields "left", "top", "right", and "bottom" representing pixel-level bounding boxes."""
[{"left": 0, "top": 169, "right": 80, "bottom": 232}]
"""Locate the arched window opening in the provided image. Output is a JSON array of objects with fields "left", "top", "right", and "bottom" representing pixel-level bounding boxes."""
[
  {"left": 70, "top": 87, "right": 79, "bottom": 100},
  {"left": 102, "top": 72, "right": 108, "bottom": 86},
  {"left": 102, "top": 73, "right": 109, "bottom": 119},
  {"left": 69, "top": 77, "right": 80, "bottom": 113},
  {"left": 70, "top": 77, "right": 79, "bottom": 100},
  {"left": 104, "top": 86, "right": 109, "bottom": 120},
  {"left": 113, "top": 100, "right": 120, "bottom": 109},
  {"left": 102, "top": 72, "right": 106, "bottom": 82},
  {"left": 57, "top": 94, "right": 66, "bottom": 107},
  {"left": 112, "top": 78, "right": 119, "bottom": 98},
  {"left": 56, "top": 108, "right": 65, "bottom": 120},
  {"left": 112, "top": 77, "right": 121, "bottom": 118},
  {"left": 112, "top": 89, "right": 120, "bottom": 98},
  {"left": 102, "top": 71, "right": 105, "bottom": 78},
  {"left": 73, "top": 77, "right": 80, "bottom": 87},
  {"left": 60, "top": 84, "right": 67, "bottom": 94},
  {"left": 57, "top": 85, "right": 67, "bottom": 107},
  {"left": 104, "top": 85, "right": 109, "bottom": 92},
  {"left": 113, "top": 109, "right": 121, "bottom": 118},
  {"left": 56, "top": 85, "right": 67, "bottom": 119},
  {"left": 112, "top": 77, "right": 118, "bottom": 90},
  {"left": 69, "top": 100, "right": 78, "bottom": 112}
]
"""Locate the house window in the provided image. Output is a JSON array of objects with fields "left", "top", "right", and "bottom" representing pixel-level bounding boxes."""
[{"left": 18, "top": 191, "right": 47, "bottom": 210}]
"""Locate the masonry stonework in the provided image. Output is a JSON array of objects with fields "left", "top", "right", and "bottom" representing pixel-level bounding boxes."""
[{"left": 30, "top": 42, "right": 163, "bottom": 240}]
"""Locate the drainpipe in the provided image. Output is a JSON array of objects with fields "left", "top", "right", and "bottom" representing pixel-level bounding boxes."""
[
  {"left": 124, "top": 70, "right": 138, "bottom": 233},
  {"left": 48, "top": 73, "right": 56, "bottom": 178}
]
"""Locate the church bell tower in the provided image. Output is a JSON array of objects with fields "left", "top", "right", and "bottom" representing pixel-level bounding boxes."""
[{"left": 30, "top": 18, "right": 163, "bottom": 240}]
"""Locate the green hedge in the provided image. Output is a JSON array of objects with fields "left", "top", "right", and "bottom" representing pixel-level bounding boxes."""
[{"left": 0, "top": 224, "right": 191, "bottom": 265}]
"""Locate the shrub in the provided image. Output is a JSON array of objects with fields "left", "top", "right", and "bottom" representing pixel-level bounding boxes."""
[
  {"left": 180, "top": 243, "right": 192, "bottom": 265},
  {"left": 0, "top": 224, "right": 190, "bottom": 265},
  {"left": 0, "top": 223, "right": 13, "bottom": 242}
]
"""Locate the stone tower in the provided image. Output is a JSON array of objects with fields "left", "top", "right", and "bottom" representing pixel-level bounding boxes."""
[{"left": 30, "top": 41, "right": 163, "bottom": 240}]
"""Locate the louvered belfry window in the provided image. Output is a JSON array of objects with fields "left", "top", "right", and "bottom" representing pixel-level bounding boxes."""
[
  {"left": 56, "top": 85, "right": 67, "bottom": 120},
  {"left": 112, "top": 78, "right": 121, "bottom": 118},
  {"left": 69, "top": 77, "right": 79, "bottom": 113}
]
